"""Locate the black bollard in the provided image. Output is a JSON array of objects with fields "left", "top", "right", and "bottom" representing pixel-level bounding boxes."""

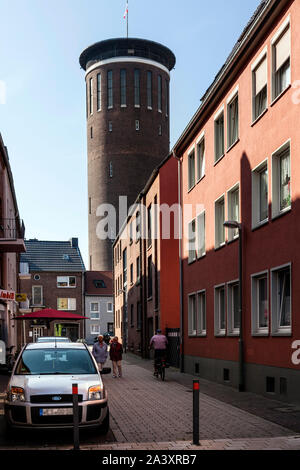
[
  {"left": 72, "top": 383, "right": 80, "bottom": 450},
  {"left": 193, "top": 380, "right": 200, "bottom": 446}
]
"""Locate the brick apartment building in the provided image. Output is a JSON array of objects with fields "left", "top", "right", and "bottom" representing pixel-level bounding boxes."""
[
  {"left": 114, "top": 155, "right": 180, "bottom": 365},
  {"left": 0, "top": 133, "right": 25, "bottom": 351},
  {"left": 173, "top": 0, "right": 300, "bottom": 403},
  {"left": 18, "top": 238, "right": 85, "bottom": 344}
]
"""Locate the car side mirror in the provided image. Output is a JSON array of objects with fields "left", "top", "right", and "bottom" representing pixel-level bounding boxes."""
[{"left": 100, "top": 367, "right": 111, "bottom": 375}]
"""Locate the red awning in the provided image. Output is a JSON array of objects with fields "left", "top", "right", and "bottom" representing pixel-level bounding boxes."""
[{"left": 14, "top": 308, "right": 89, "bottom": 320}]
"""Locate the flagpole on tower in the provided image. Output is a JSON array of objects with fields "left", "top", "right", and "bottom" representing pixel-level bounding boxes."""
[{"left": 124, "top": 1, "right": 129, "bottom": 38}]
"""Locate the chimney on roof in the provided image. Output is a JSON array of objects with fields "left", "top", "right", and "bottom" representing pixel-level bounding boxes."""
[{"left": 70, "top": 238, "right": 78, "bottom": 248}]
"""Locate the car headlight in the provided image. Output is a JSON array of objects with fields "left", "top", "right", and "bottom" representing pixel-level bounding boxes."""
[
  {"left": 10, "top": 386, "right": 25, "bottom": 402},
  {"left": 88, "top": 385, "right": 102, "bottom": 400}
]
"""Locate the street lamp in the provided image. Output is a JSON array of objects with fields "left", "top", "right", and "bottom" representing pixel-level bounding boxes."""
[{"left": 223, "top": 220, "right": 244, "bottom": 392}]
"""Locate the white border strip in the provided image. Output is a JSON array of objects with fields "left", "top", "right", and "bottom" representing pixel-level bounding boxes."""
[{"left": 86, "top": 57, "right": 170, "bottom": 77}]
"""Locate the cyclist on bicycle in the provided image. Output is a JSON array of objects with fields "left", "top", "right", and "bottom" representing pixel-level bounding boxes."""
[{"left": 149, "top": 329, "right": 168, "bottom": 377}]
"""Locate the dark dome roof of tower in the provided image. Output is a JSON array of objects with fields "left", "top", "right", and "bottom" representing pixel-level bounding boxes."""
[{"left": 79, "top": 37, "right": 176, "bottom": 71}]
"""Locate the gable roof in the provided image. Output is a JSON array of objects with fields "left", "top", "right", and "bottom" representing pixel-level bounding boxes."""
[{"left": 20, "top": 239, "right": 85, "bottom": 272}]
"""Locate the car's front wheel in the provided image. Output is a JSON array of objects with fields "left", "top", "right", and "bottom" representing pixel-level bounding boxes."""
[{"left": 98, "top": 407, "right": 110, "bottom": 434}]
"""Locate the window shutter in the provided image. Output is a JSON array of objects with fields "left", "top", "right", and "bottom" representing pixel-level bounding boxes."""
[{"left": 275, "top": 27, "right": 290, "bottom": 71}]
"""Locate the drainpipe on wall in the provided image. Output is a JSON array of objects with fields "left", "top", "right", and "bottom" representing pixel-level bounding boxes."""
[{"left": 173, "top": 151, "right": 184, "bottom": 373}]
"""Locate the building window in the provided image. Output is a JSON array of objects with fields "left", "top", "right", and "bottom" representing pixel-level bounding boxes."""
[
  {"left": 108, "top": 121, "right": 112, "bottom": 132},
  {"left": 227, "top": 94, "right": 239, "bottom": 149},
  {"left": 188, "top": 219, "right": 196, "bottom": 263},
  {"left": 214, "top": 111, "right": 224, "bottom": 162},
  {"left": 215, "top": 196, "right": 225, "bottom": 248},
  {"left": 123, "top": 248, "right": 127, "bottom": 290},
  {"left": 130, "top": 304, "right": 134, "bottom": 327},
  {"left": 158, "top": 125, "right": 162, "bottom": 136},
  {"left": 252, "top": 161, "right": 268, "bottom": 228},
  {"left": 130, "top": 263, "right": 133, "bottom": 284},
  {"left": 97, "top": 73, "right": 101, "bottom": 111},
  {"left": 188, "top": 148, "right": 195, "bottom": 191},
  {"left": 214, "top": 285, "right": 226, "bottom": 336},
  {"left": 135, "top": 120, "right": 140, "bottom": 131},
  {"left": 90, "top": 126, "right": 93, "bottom": 139},
  {"left": 147, "top": 71, "right": 152, "bottom": 109},
  {"left": 107, "top": 70, "right": 113, "bottom": 109},
  {"left": 197, "top": 137, "right": 205, "bottom": 181},
  {"left": 272, "top": 23, "right": 291, "bottom": 101},
  {"left": 120, "top": 69, "right": 126, "bottom": 107},
  {"left": 136, "top": 211, "right": 141, "bottom": 242},
  {"left": 91, "top": 324, "right": 100, "bottom": 335},
  {"left": 251, "top": 272, "right": 269, "bottom": 335},
  {"left": 272, "top": 142, "right": 291, "bottom": 218},
  {"left": 107, "top": 302, "right": 113, "bottom": 312},
  {"left": 165, "top": 79, "right": 169, "bottom": 116},
  {"left": 32, "top": 286, "right": 43, "bottom": 306},
  {"left": 227, "top": 281, "right": 240, "bottom": 335},
  {"left": 136, "top": 256, "right": 140, "bottom": 282},
  {"left": 137, "top": 302, "right": 142, "bottom": 330},
  {"left": 158, "top": 75, "right": 162, "bottom": 112},
  {"left": 271, "top": 264, "right": 291, "bottom": 335},
  {"left": 147, "top": 204, "right": 152, "bottom": 249},
  {"left": 134, "top": 69, "right": 140, "bottom": 107},
  {"left": 90, "top": 302, "right": 100, "bottom": 319},
  {"left": 57, "top": 298, "right": 76, "bottom": 311},
  {"left": 89, "top": 78, "right": 93, "bottom": 115},
  {"left": 252, "top": 55, "right": 267, "bottom": 121},
  {"left": 129, "top": 222, "right": 133, "bottom": 244},
  {"left": 57, "top": 276, "right": 76, "bottom": 288},
  {"left": 109, "top": 162, "right": 113, "bottom": 178},
  {"left": 188, "top": 294, "right": 197, "bottom": 336},
  {"left": 197, "top": 211, "right": 205, "bottom": 258},
  {"left": 107, "top": 322, "right": 114, "bottom": 334},
  {"left": 197, "top": 291, "right": 206, "bottom": 336},
  {"left": 147, "top": 255, "right": 152, "bottom": 298},
  {"left": 94, "top": 279, "right": 106, "bottom": 288},
  {"left": 227, "top": 185, "right": 239, "bottom": 241}
]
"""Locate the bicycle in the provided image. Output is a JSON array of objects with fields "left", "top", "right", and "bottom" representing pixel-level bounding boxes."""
[{"left": 155, "top": 356, "right": 166, "bottom": 381}]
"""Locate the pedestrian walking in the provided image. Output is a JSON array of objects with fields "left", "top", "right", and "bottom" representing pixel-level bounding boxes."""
[
  {"left": 92, "top": 335, "right": 108, "bottom": 372},
  {"left": 149, "top": 329, "right": 168, "bottom": 376},
  {"left": 109, "top": 336, "right": 123, "bottom": 378}
]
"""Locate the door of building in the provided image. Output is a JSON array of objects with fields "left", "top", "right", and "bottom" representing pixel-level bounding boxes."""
[{"left": 166, "top": 328, "right": 180, "bottom": 368}]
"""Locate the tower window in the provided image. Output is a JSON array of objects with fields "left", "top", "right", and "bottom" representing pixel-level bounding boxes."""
[
  {"left": 89, "top": 77, "right": 93, "bottom": 115},
  {"left": 108, "top": 121, "right": 112, "bottom": 132},
  {"left": 90, "top": 126, "right": 93, "bottom": 138},
  {"left": 107, "top": 70, "right": 113, "bottom": 109},
  {"left": 109, "top": 162, "right": 113, "bottom": 178},
  {"left": 158, "top": 125, "right": 162, "bottom": 136},
  {"left": 120, "top": 69, "right": 126, "bottom": 107},
  {"left": 147, "top": 71, "right": 152, "bottom": 109},
  {"left": 158, "top": 75, "right": 162, "bottom": 112},
  {"left": 97, "top": 73, "right": 101, "bottom": 111},
  {"left": 165, "top": 79, "right": 169, "bottom": 116},
  {"left": 134, "top": 69, "right": 140, "bottom": 107},
  {"left": 135, "top": 120, "right": 140, "bottom": 131}
]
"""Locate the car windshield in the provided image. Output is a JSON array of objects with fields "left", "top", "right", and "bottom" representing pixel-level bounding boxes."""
[{"left": 15, "top": 348, "right": 97, "bottom": 375}]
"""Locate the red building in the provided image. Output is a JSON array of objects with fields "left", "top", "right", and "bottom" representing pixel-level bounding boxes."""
[{"left": 173, "top": 0, "right": 300, "bottom": 403}]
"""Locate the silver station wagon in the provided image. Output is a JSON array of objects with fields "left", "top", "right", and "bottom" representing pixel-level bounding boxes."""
[{"left": 4, "top": 342, "right": 110, "bottom": 432}]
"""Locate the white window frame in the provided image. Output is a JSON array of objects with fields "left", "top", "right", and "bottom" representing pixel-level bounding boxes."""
[
  {"left": 251, "top": 48, "right": 268, "bottom": 122},
  {"left": 227, "top": 183, "right": 240, "bottom": 242},
  {"left": 188, "top": 293, "right": 197, "bottom": 336},
  {"left": 271, "top": 16, "right": 291, "bottom": 103},
  {"left": 271, "top": 263, "right": 292, "bottom": 336},
  {"left": 271, "top": 140, "right": 291, "bottom": 219},
  {"left": 196, "top": 132, "right": 205, "bottom": 182},
  {"left": 107, "top": 302, "right": 113, "bottom": 313},
  {"left": 197, "top": 290, "right": 206, "bottom": 336},
  {"left": 57, "top": 298, "right": 76, "bottom": 311},
  {"left": 187, "top": 145, "right": 196, "bottom": 191},
  {"left": 251, "top": 270, "right": 269, "bottom": 336},
  {"left": 188, "top": 218, "right": 197, "bottom": 264},
  {"left": 214, "top": 106, "right": 225, "bottom": 163},
  {"left": 214, "top": 284, "right": 226, "bottom": 337},
  {"left": 90, "top": 302, "right": 100, "bottom": 319},
  {"left": 57, "top": 276, "right": 76, "bottom": 288},
  {"left": 227, "top": 280, "right": 240, "bottom": 336},
  {"left": 215, "top": 195, "right": 225, "bottom": 249},
  {"left": 90, "top": 324, "right": 100, "bottom": 335},
  {"left": 32, "top": 285, "right": 43, "bottom": 306},
  {"left": 252, "top": 159, "right": 269, "bottom": 229},
  {"left": 227, "top": 89, "right": 239, "bottom": 150},
  {"left": 196, "top": 210, "right": 206, "bottom": 259}
]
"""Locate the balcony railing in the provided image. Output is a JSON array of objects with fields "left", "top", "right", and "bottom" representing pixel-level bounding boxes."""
[{"left": 0, "top": 218, "right": 25, "bottom": 240}]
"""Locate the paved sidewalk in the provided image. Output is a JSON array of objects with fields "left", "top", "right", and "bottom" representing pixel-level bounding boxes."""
[{"left": 99, "top": 354, "right": 300, "bottom": 449}]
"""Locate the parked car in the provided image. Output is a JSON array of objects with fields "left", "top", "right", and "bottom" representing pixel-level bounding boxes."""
[
  {"left": 4, "top": 342, "right": 110, "bottom": 433},
  {"left": 36, "top": 337, "right": 71, "bottom": 343}
]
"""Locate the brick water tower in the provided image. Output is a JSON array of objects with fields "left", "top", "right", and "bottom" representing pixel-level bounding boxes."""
[{"left": 79, "top": 38, "right": 176, "bottom": 271}]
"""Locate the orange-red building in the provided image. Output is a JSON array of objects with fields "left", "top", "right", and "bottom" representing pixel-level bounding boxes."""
[{"left": 174, "top": 0, "right": 300, "bottom": 403}]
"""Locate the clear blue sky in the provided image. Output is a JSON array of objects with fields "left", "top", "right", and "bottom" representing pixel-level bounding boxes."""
[{"left": 0, "top": 0, "right": 260, "bottom": 267}]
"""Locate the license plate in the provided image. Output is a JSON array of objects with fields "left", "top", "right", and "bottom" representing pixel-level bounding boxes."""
[{"left": 39, "top": 408, "right": 73, "bottom": 416}]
